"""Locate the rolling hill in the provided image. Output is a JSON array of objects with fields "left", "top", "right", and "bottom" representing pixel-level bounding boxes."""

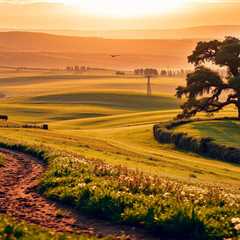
[
  {"left": 0, "top": 26, "right": 239, "bottom": 69},
  {"left": 0, "top": 31, "right": 197, "bottom": 69},
  {"left": 60, "top": 25, "right": 240, "bottom": 39},
  {"left": 2, "top": 25, "right": 240, "bottom": 39},
  {"left": 0, "top": 31, "right": 197, "bottom": 54}
]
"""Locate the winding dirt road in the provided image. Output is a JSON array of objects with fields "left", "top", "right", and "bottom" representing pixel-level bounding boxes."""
[{"left": 0, "top": 148, "right": 158, "bottom": 240}]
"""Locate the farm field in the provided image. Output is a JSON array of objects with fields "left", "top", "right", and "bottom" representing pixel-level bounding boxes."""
[{"left": 0, "top": 70, "right": 239, "bottom": 239}]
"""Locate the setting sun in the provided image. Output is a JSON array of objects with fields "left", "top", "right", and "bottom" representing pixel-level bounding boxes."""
[{"left": 64, "top": 0, "right": 187, "bottom": 18}]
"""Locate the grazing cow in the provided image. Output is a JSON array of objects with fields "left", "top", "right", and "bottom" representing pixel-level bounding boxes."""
[{"left": 0, "top": 115, "right": 8, "bottom": 121}]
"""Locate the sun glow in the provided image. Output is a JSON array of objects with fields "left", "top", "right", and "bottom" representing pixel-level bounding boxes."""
[{"left": 64, "top": 0, "right": 187, "bottom": 18}]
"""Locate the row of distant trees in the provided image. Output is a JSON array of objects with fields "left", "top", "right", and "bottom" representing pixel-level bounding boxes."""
[
  {"left": 134, "top": 68, "right": 191, "bottom": 77},
  {"left": 65, "top": 65, "right": 192, "bottom": 77},
  {"left": 66, "top": 65, "right": 89, "bottom": 72},
  {"left": 134, "top": 68, "right": 158, "bottom": 76},
  {"left": 160, "top": 69, "right": 191, "bottom": 77}
]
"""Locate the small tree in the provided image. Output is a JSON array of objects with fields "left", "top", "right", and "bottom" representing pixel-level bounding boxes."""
[{"left": 176, "top": 36, "right": 240, "bottom": 119}]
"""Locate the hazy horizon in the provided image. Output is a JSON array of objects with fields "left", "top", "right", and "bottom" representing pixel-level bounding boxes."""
[
  {"left": 1, "top": 1, "right": 240, "bottom": 31},
  {"left": 1, "top": 25, "right": 240, "bottom": 39},
  {"left": 1, "top": 1, "right": 240, "bottom": 68}
]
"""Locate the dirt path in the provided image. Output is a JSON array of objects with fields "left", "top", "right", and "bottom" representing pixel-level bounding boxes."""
[{"left": 0, "top": 148, "right": 159, "bottom": 240}]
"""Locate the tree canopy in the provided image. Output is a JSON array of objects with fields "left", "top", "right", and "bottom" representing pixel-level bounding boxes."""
[{"left": 176, "top": 36, "right": 240, "bottom": 119}]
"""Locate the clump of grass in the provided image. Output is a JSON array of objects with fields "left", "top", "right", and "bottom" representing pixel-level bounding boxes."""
[
  {"left": 0, "top": 153, "right": 5, "bottom": 167},
  {"left": 56, "top": 209, "right": 68, "bottom": 219},
  {"left": 0, "top": 215, "right": 105, "bottom": 240}
]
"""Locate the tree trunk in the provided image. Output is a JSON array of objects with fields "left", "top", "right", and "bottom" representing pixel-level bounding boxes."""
[
  {"left": 238, "top": 106, "right": 240, "bottom": 120},
  {"left": 237, "top": 99, "right": 240, "bottom": 120}
]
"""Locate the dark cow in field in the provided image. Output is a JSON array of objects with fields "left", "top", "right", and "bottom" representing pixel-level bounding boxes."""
[{"left": 0, "top": 115, "right": 8, "bottom": 121}]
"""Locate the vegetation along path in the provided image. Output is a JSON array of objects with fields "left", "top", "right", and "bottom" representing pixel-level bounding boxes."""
[{"left": 0, "top": 148, "right": 157, "bottom": 240}]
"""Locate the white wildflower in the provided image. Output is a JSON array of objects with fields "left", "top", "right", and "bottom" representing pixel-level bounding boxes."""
[
  {"left": 231, "top": 217, "right": 240, "bottom": 224},
  {"left": 234, "top": 223, "right": 240, "bottom": 231}
]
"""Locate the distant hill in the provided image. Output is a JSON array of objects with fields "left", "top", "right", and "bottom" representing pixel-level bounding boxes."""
[
  {"left": 0, "top": 31, "right": 197, "bottom": 54},
  {"left": 1, "top": 25, "right": 240, "bottom": 39},
  {"left": 1, "top": 26, "right": 238, "bottom": 69},
  {"left": 93, "top": 25, "right": 240, "bottom": 39},
  {"left": 0, "top": 31, "right": 198, "bottom": 69}
]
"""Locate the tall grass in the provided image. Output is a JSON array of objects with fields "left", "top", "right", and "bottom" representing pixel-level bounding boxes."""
[
  {"left": 0, "top": 139, "right": 239, "bottom": 240},
  {"left": 0, "top": 215, "right": 105, "bottom": 240}
]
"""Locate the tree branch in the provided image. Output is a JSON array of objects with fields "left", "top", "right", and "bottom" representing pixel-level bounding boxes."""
[{"left": 177, "top": 89, "right": 238, "bottom": 119}]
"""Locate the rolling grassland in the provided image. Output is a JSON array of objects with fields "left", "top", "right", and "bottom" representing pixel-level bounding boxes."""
[
  {"left": 0, "top": 70, "right": 239, "bottom": 239},
  {"left": 0, "top": 71, "right": 239, "bottom": 186},
  {"left": 175, "top": 120, "right": 240, "bottom": 148},
  {"left": 0, "top": 70, "right": 240, "bottom": 184}
]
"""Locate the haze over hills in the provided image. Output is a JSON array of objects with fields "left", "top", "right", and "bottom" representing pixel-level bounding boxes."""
[
  {"left": 1, "top": 25, "right": 240, "bottom": 39},
  {"left": 0, "top": 31, "right": 197, "bottom": 69},
  {"left": 0, "top": 25, "right": 239, "bottom": 69},
  {"left": 0, "top": 31, "right": 198, "bottom": 53}
]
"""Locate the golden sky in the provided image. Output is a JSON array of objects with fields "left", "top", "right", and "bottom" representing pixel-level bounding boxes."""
[{"left": 1, "top": 0, "right": 240, "bottom": 30}]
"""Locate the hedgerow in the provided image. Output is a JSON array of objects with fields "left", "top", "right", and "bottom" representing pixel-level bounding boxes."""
[
  {"left": 153, "top": 117, "right": 240, "bottom": 164},
  {"left": 0, "top": 139, "right": 239, "bottom": 239}
]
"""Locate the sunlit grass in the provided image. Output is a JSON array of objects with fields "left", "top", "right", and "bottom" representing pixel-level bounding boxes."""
[
  {"left": 0, "top": 72, "right": 239, "bottom": 187},
  {"left": 175, "top": 120, "right": 240, "bottom": 148},
  {"left": 0, "top": 139, "right": 239, "bottom": 240},
  {"left": 0, "top": 71, "right": 239, "bottom": 238},
  {"left": 0, "top": 73, "right": 184, "bottom": 97}
]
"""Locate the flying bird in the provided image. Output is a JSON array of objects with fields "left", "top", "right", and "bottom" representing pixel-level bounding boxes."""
[{"left": 110, "top": 55, "right": 120, "bottom": 58}]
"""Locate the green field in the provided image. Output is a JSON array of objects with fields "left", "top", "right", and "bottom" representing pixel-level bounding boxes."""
[
  {"left": 0, "top": 71, "right": 239, "bottom": 187},
  {"left": 174, "top": 120, "right": 240, "bottom": 148},
  {"left": 0, "top": 70, "right": 240, "bottom": 239}
]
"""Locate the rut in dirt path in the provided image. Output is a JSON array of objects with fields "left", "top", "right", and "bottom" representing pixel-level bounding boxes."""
[{"left": 0, "top": 148, "right": 159, "bottom": 240}]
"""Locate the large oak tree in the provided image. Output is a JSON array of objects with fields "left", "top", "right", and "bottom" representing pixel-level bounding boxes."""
[{"left": 176, "top": 36, "right": 240, "bottom": 119}]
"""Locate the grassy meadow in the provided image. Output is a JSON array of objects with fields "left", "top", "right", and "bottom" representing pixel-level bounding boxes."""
[
  {"left": 0, "top": 69, "right": 239, "bottom": 186},
  {"left": 175, "top": 120, "right": 240, "bottom": 148},
  {"left": 0, "top": 69, "right": 240, "bottom": 239}
]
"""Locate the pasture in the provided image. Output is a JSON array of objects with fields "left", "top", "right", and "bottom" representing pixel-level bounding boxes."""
[
  {"left": 0, "top": 70, "right": 239, "bottom": 187},
  {"left": 0, "top": 69, "right": 240, "bottom": 239},
  {"left": 174, "top": 120, "right": 240, "bottom": 148}
]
